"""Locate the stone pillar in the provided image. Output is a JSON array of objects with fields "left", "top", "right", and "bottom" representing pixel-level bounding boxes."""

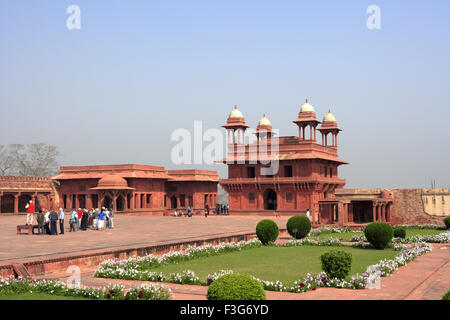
[
  {"left": 257, "top": 192, "right": 263, "bottom": 210},
  {"left": 86, "top": 194, "right": 93, "bottom": 210},
  {"left": 381, "top": 204, "right": 386, "bottom": 222},
  {"left": 136, "top": 193, "right": 141, "bottom": 209},
  {"left": 130, "top": 193, "right": 135, "bottom": 210},
  {"left": 32, "top": 194, "right": 37, "bottom": 209},
  {"left": 46, "top": 194, "right": 50, "bottom": 210},
  {"left": 372, "top": 203, "right": 376, "bottom": 222},
  {"left": 113, "top": 195, "right": 117, "bottom": 211},
  {"left": 14, "top": 193, "right": 19, "bottom": 214},
  {"left": 124, "top": 194, "right": 128, "bottom": 211},
  {"left": 0, "top": 192, "right": 2, "bottom": 213}
]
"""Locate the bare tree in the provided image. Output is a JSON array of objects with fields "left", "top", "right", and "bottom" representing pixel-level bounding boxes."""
[
  {"left": 0, "top": 145, "right": 14, "bottom": 175},
  {"left": 0, "top": 143, "right": 61, "bottom": 177},
  {"left": 27, "top": 143, "right": 60, "bottom": 176}
]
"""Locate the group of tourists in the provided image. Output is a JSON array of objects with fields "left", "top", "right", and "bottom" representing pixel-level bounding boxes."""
[
  {"left": 215, "top": 204, "right": 229, "bottom": 215},
  {"left": 173, "top": 203, "right": 229, "bottom": 217},
  {"left": 25, "top": 200, "right": 115, "bottom": 235}
]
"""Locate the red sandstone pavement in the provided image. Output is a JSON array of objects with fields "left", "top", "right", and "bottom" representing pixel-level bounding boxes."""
[
  {"left": 0, "top": 214, "right": 289, "bottom": 264},
  {"left": 36, "top": 243, "right": 450, "bottom": 300},
  {"left": 2, "top": 214, "right": 449, "bottom": 300}
]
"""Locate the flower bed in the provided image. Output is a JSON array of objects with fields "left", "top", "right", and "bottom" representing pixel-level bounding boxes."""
[
  {"left": 94, "top": 238, "right": 432, "bottom": 294},
  {"left": 350, "top": 230, "right": 450, "bottom": 244},
  {"left": 0, "top": 277, "right": 172, "bottom": 300}
]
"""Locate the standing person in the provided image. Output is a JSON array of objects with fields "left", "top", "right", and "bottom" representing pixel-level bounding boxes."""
[
  {"left": 98, "top": 208, "right": 106, "bottom": 231},
  {"left": 44, "top": 209, "right": 51, "bottom": 234},
  {"left": 105, "top": 208, "right": 110, "bottom": 229},
  {"left": 81, "top": 209, "right": 89, "bottom": 230},
  {"left": 25, "top": 200, "right": 35, "bottom": 226},
  {"left": 204, "top": 204, "right": 209, "bottom": 218},
  {"left": 306, "top": 208, "right": 311, "bottom": 222},
  {"left": 49, "top": 209, "right": 58, "bottom": 235},
  {"left": 109, "top": 207, "right": 114, "bottom": 229},
  {"left": 36, "top": 210, "right": 44, "bottom": 235},
  {"left": 76, "top": 208, "right": 83, "bottom": 230},
  {"left": 93, "top": 208, "right": 99, "bottom": 230},
  {"left": 69, "top": 211, "right": 77, "bottom": 232},
  {"left": 187, "top": 205, "right": 191, "bottom": 218},
  {"left": 58, "top": 208, "right": 65, "bottom": 234}
]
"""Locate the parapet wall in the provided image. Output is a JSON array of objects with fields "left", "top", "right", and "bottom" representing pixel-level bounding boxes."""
[{"left": 336, "top": 188, "right": 449, "bottom": 225}]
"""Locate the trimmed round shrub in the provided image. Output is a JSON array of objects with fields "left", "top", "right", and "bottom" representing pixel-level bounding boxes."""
[
  {"left": 320, "top": 250, "right": 353, "bottom": 280},
  {"left": 256, "top": 219, "right": 279, "bottom": 245},
  {"left": 364, "top": 222, "right": 394, "bottom": 249},
  {"left": 442, "top": 290, "right": 450, "bottom": 300},
  {"left": 286, "top": 215, "right": 312, "bottom": 239},
  {"left": 393, "top": 226, "right": 406, "bottom": 239},
  {"left": 207, "top": 273, "right": 266, "bottom": 300},
  {"left": 444, "top": 216, "right": 450, "bottom": 229}
]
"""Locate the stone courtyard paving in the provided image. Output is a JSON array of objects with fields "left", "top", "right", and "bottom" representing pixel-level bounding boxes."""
[
  {"left": 1, "top": 214, "right": 449, "bottom": 300},
  {"left": 0, "top": 214, "right": 289, "bottom": 263}
]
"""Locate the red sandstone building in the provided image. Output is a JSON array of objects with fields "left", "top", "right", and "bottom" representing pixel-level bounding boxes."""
[
  {"left": 52, "top": 164, "right": 218, "bottom": 214},
  {"left": 0, "top": 165, "right": 218, "bottom": 215},
  {"left": 217, "top": 101, "right": 394, "bottom": 226}
]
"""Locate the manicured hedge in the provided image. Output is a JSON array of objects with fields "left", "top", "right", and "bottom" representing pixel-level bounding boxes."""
[
  {"left": 393, "top": 227, "right": 406, "bottom": 239},
  {"left": 207, "top": 273, "right": 266, "bottom": 300},
  {"left": 320, "top": 250, "right": 353, "bottom": 280},
  {"left": 364, "top": 222, "right": 394, "bottom": 249},
  {"left": 256, "top": 219, "right": 279, "bottom": 245},
  {"left": 287, "top": 216, "right": 311, "bottom": 239},
  {"left": 444, "top": 216, "right": 450, "bottom": 229},
  {"left": 442, "top": 290, "right": 450, "bottom": 300}
]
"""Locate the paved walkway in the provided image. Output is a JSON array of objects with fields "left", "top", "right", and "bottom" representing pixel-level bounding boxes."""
[
  {"left": 36, "top": 243, "right": 450, "bottom": 300},
  {"left": 0, "top": 215, "right": 289, "bottom": 264}
]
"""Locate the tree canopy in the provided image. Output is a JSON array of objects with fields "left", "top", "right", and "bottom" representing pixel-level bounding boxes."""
[{"left": 0, "top": 143, "right": 61, "bottom": 177}]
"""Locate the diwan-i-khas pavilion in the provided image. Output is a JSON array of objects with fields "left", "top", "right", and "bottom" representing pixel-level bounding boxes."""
[
  {"left": 216, "top": 101, "right": 394, "bottom": 226},
  {"left": 51, "top": 164, "right": 218, "bottom": 215}
]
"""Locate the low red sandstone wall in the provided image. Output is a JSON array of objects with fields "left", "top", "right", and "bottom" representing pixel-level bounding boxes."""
[{"left": 1, "top": 229, "right": 288, "bottom": 279}]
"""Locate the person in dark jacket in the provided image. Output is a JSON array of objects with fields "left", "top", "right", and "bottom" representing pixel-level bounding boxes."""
[
  {"left": 36, "top": 210, "right": 45, "bottom": 235},
  {"left": 49, "top": 210, "right": 58, "bottom": 235},
  {"left": 81, "top": 209, "right": 89, "bottom": 230}
]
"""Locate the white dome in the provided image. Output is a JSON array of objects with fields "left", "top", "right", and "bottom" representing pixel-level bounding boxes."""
[
  {"left": 258, "top": 114, "right": 271, "bottom": 126},
  {"left": 323, "top": 110, "right": 337, "bottom": 122},
  {"left": 300, "top": 99, "right": 315, "bottom": 113},
  {"left": 229, "top": 106, "right": 244, "bottom": 118}
]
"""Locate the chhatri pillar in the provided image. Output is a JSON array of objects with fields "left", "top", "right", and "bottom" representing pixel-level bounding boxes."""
[{"left": 14, "top": 193, "right": 19, "bottom": 214}]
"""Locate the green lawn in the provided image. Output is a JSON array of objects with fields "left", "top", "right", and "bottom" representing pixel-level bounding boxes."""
[
  {"left": 149, "top": 246, "right": 398, "bottom": 286},
  {"left": 0, "top": 292, "right": 93, "bottom": 300}
]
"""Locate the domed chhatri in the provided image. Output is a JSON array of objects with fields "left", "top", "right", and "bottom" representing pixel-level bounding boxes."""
[
  {"left": 258, "top": 114, "right": 271, "bottom": 126},
  {"left": 229, "top": 105, "right": 244, "bottom": 119},
  {"left": 300, "top": 99, "right": 316, "bottom": 113},
  {"left": 323, "top": 110, "right": 337, "bottom": 123},
  {"left": 90, "top": 174, "right": 134, "bottom": 190}
]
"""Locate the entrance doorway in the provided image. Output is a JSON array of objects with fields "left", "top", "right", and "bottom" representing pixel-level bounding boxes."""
[
  {"left": 171, "top": 196, "right": 177, "bottom": 209},
  {"left": 264, "top": 189, "right": 277, "bottom": 210}
]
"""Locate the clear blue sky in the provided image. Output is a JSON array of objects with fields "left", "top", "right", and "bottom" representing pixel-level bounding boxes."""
[{"left": 1, "top": 0, "right": 449, "bottom": 188}]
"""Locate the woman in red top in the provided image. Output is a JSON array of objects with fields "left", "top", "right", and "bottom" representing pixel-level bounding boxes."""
[
  {"left": 26, "top": 200, "right": 35, "bottom": 225},
  {"left": 76, "top": 208, "right": 83, "bottom": 230}
]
